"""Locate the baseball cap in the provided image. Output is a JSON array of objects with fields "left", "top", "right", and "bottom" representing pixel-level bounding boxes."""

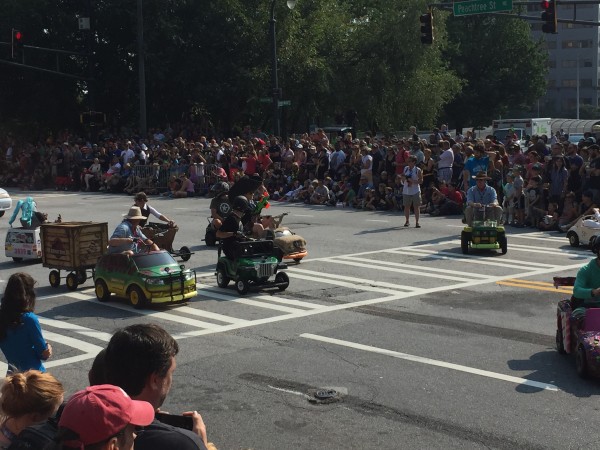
[{"left": 59, "top": 385, "right": 154, "bottom": 446}]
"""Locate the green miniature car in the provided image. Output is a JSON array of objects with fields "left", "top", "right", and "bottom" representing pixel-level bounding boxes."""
[
  {"left": 216, "top": 239, "right": 289, "bottom": 295},
  {"left": 94, "top": 250, "right": 197, "bottom": 308},
  {"left": 461, "top": 207, "right": 507, "bottom": 255}
]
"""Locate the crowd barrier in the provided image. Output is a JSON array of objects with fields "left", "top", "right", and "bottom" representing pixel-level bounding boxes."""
[{"left": 129, "top": 163, "right": 220, "bottom": 194}]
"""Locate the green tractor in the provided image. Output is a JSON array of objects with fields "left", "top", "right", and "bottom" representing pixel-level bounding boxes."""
[
  {"left": 461, "top": 206, "right": 507, "bottom": 255},
  {"left": 216, "top": 239, "right": 290, "bottom": 295}
]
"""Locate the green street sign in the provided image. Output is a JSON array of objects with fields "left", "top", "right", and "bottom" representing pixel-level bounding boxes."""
[
  {"left": 278, "top": 100, "right": 291, "bottom": 107},
  {"left": 259, "top": 97, "right": 271, "bottom": 103},
  {"left": 453, "top": 0, "right": 512, "bottom": 16}
]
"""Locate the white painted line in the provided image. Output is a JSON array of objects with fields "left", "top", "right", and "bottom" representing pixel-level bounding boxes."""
[
  {"left": 289, "top": 273, "right": 403, "bottom": 295},
  {"left": 200, "top": 290, "right": 307, "bottom": 314},
  {"left": 337, "top": 255, "right": 479, "bottom": 280},
  {"left": 43, "top": 330, "right": 104, "bottom": 354},
  {"left": 366, "top": 219, "right": 389, "bottom": 222},
  {"left": 290, "top": 268, "right": 420, "bottom": 293},
  {"left": 506, "top": 233, "right": 570, "bottom": 243},
  {"left": 437, "top": 244, "right": 558, "bottom": 268},
  {"left": 38, "top": 317, "right": 112, "bottom": 342},
  {"left": 45, "top": 353, "right": 98, "bottom": 368},
  {"left": 174, "top": 306, "right": 250, "bottom": 325},
  {"left": 201, "top": 287, "right": 322, "bottom": 310},
  {"left": 64, "top": 293, "right": 223, "bottom": 329},
  {"left": 503, "top": 242, "right": 590, "bottom": 258},
  {"left": 300, "top": 333, "right": 558, "bottom": 392},
  {"left": 322, "top": 257, "right": 471, "bottom": 282}
]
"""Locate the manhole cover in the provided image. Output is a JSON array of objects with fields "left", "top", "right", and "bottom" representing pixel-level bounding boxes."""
[{"left": 314, "top": 389, "right": 337, "bottom": 400}]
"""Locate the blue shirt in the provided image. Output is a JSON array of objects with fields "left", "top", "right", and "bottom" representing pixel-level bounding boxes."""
[
  {"left": 109, "top": 220, "right": 148, "bottom": 254},
  {"left": 464, "top": 156, "right": 490, "bottom": 187},
  {"left": 466, "top": 184, "right": 498, "bottom": 206},
  {"left": 0, "top": 312, "right": 48, "bottom": 372}
]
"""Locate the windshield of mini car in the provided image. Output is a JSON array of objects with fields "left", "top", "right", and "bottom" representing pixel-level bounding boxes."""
[{"left": 133, "top": 252, "right": 178, "bottom": 269}]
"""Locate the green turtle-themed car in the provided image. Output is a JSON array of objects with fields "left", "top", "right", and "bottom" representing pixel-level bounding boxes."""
[
  {"left": 94, "top": 250, "right": 197, "bottom": 308},
  {"left": 216, "top": 239, "right": 289, "bottom": 295}
]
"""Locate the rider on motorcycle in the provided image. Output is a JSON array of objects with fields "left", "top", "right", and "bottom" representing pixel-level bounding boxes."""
[{"left": 209, "top": 181, "right": 231, "bottom": 231}]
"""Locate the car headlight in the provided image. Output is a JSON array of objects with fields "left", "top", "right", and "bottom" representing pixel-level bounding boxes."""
[
  {"left": 183, "top": 271, "right": 194, "bottom": 281},
  {"left": 144, "top": 278, "right": 165, "bottom": 285}
]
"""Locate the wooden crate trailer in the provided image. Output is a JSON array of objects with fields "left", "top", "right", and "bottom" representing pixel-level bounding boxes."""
[{"left": 41, "top": 221, "right": 108, "bottom": 290}]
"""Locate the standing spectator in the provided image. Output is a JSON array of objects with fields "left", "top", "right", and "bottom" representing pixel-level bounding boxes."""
[
  {"left": 51, "top": 384, "right": 154, "bottom": 450},
  {"left": 0, "top": 273, "right": 53, "bottom": 374},
  {"left": 103, "top": 324, "right": 211, "bottom": 450},
  {"left": 0, "top": 370, "right": 64, "bottom": 448},
  {"left": 437, "top": 142, "right": 454, "bottom": 184},
  {"left": 268, "top": 136, "right": 282, "bottom": 169},
  {"left": 462, "top": 144, "right": 492, "bottom": 191},
  {"left": 402, "top": 155, "right": 423, "bottom": 228}
]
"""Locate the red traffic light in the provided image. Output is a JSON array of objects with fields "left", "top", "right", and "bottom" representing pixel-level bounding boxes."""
[
  {"left": 540, "top": 0, "right": 550, "bottom": 9},
  {"left": 14, "top": 31, "right": 22, "bottom": 41}
]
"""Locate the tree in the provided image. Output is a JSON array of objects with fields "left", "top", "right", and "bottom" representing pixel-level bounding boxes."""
[{"left": 442, "top": 14, "right": 548, "bottom": 129}]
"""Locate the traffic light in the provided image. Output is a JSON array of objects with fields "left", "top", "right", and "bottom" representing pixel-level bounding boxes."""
[
  {"left": 540, "top": 0, "right": 557, "bottom": 34},
  {"left": 11, "top": 28, "right": 23, "bottom": 59},
  {"left": 420, "top": 11, "right": 434, "bottom": 45}
]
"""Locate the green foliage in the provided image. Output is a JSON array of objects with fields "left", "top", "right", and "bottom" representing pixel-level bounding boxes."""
[{"left": 0, "top": 0, "right": 547, "bottom": 138}]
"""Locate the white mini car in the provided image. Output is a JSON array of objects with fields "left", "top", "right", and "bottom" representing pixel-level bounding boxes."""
[
  {"left": 566, "top": 215, "right": 600, "bottom": 247},
  {"left": 0, "top": 189, "right": 12, "bottom": 217}
]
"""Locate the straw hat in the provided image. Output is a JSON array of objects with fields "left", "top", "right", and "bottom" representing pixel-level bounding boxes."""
[
  {"left": 123, "top": 206, "right": 145, "bottom": 220},
  {"left": 472, "top": 171, "right": 491, "bottom": 180}
]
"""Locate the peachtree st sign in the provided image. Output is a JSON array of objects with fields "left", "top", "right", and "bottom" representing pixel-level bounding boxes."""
[{"left": 453, "top": 0, "right": 513, "bottom": 16}]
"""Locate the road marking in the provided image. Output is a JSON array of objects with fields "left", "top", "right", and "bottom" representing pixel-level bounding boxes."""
[
  {"left": 502, "top": 242, "right": 589, "bottom": 258},
  {"left": 201, "top": 287, "right": 322, "bottom": 310},
  {"left": 290, "top": 268, "right": 420, "bottom": 293},
  {"left": 496, "top": 279, "right": 572, "bottom": 294},
  {"left": 331, "top": 256, "right": 474, "bottom": 281},
  {"left": 300, "top": 333, "right": 558, "bottom": 391},
  {"left": 387, "top": 249, "right": 534, "bottom": 270},
  {"left": 174, "top": 306, "right": 250, "bottom": 325},
  {"left": 38, "top": 317, "right": 113, "bottom": 341},
  {"left": 199, "top": 290, "right": 307, "bottom": 314},
  {"left": 366, "top": 219, "right": 389, "bottom": 222}
]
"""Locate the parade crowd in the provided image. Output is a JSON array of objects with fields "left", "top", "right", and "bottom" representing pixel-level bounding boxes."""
[{"left": 1, "top": 123, "right": 599, "bottom": 230}]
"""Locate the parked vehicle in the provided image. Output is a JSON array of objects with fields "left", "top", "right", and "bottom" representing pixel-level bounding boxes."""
[
  {"left": 492, "top": 118, "right": 552, "bottom": 140},
  {"left": 0, "top": 188, "right": 12, "bottom": 217}
]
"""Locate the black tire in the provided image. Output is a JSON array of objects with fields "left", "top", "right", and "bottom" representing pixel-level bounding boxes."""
[
  {"left": 49, "top": 270, "right": 60, "bottom": 288},
  {"left": 66, "top": 273, "right": 78, "bottom": 291},
  {"left": 179, "top": 246, "right": 191, "bottom": 262},
  {"left": 128, "top": 285, "right": 149, "bottom": 309},
  {"left": 0, "top": 211, "right": 4, "bottom": 217},
  {"left": 77, "top": 269, "right": 87, "bottom": 284},
  {"left": 498, "top": 233, "right": 508, "bottom": 255},
  {"left": 216, "top": 266, "right": 230, "bottom": 288},
  {"left": 236, "top": 280, "right": 249, "bottom": 295},
  {"left": 293, "top": 257, "right": 303, "bottom": 263},
  {"left": 461, "top": 231, "right": 470, "bottom": 255},
  {"left": 567, "top": 231, "right": 580, "bottom": 247},
  {"left": 275, "top": 272, "right": 290, "bottom": 291},
  {"left": 95, "top": 279, "right": 111, "bottom": 302},
  {"left": 12, "top": 257, "right": 23, "bottom": 263},
  {"left": 556, "top": 328, "right": 566, "bottom": 355},
  {"left": 205, "top": 230, "right": 217, "bottom": 247},
  {"left": 576, "top": 345, "right": 588, "bottom": 377}
]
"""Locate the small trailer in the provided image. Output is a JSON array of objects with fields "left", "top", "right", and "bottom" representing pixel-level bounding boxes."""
[{"left": 41, "top": 221, "right": 108, "bottom": 290}]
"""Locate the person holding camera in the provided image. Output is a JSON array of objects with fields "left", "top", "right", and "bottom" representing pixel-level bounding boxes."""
[{"left": 402, "top": 155, "right": 423, "bottom": 228}]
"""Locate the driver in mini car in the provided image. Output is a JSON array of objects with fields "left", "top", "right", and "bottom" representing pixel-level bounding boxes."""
[
  {"left": 108, "top": 206, "right": 159, "bottom": 256},
  {"left": 464, "top": 171, "right": 503, "bottom": 227},
  {"left": 216, "top": 195, "right": 252, "bottom": 260}
]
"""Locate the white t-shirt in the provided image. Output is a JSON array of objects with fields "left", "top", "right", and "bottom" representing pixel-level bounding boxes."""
[
  {"left": 402, "top": 166, "right": 422, "bottom": 196},
  {"left": 438, "top": 148, "right": 454, "bottom": 169}
]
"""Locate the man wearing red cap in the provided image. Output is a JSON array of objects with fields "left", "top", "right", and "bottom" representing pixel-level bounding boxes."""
[{"left": 53, "top": 384, "right": 154, "bottom": 450}]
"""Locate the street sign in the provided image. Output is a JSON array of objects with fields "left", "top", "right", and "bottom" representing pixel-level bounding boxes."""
[
  {"left": 278, "top": 100, "right": 291, "bottom": 107},
  {"left": 453, "top": 0, "right": 512, "bottom": 16},
  {"left": 259, "top": 97, "right": 271, "bottom": 103}
]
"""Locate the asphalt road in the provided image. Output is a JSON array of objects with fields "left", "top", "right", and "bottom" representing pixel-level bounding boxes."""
[{"left": 0, "top": 190, "right": 597, "bottom": 450}]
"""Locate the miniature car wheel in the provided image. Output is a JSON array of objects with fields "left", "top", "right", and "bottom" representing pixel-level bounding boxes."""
[
  {"left": 555, "top": 329, "right": 566, "bottom": 355},
  {"left": 0, "top": 211, "right": 4, "bottom": 217},
  {"left": 95, "top": 279, "right": 111, "bottom": 302},
  {"left": 575, "top": 345, "right": 588, "bottom": 377},
  {"left": 66, "top": 273, "right": 79, "bottom": 291},
  {"left": 205, "top": 229, "right": 217, "bottom": 247},
  {"left": 49, "top": 270, "right": 61, "bottom": 288},
  {"left": 12, "top": 257, "right": 23, "bottom": 263},
  {"left": 498, "top": 233, "right": 508, "bottom": 255},
  {"left": 179, "top": 246, "right": 191, "bottom": 262},
  {"left": 216, "top": 266, "right": 230, "bottom": 288},
  {"left": 275, "top": 272, "right": 290, "bottom": 291},
  {"left": 236, "top": 280, "right": 249, "bottom": 295},
  {"left": 293, "top": 257, "right": 303, "bottom": 263},
  {"left": 77, "top": 269, "right": 87, "bottom": 284},
  {"left": 461, "top": 231, "right": 471, "bottom": 255},
  {"left": 567, "top": 231, "right": 580, "bottom": 247},
  {"left": 128, "top": 285, "right": 149, "bottom": 309}
]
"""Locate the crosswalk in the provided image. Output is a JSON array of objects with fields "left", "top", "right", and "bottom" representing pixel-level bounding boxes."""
[{"left": 0, "top": 237, "right": 589, "bottom": 374}]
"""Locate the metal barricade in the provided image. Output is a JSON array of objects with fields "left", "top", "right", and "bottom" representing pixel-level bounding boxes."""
[{"left": 128, "top": 165, "right": 163, "bottom": 194}]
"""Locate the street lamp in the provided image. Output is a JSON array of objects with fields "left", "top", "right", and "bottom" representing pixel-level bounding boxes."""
[{"left": 270, "top": 0, "right": 296, "bottom": 138}]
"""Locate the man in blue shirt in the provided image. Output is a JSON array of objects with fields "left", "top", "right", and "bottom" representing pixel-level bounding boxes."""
[
  {"left": 108, "top": 206, "right": 159, "bottom": 255},
  {"left": 463, "top": 144, "right": 492, "bottom": 191},
  {"left": 465, "top": 171, "right": 503, "bottom": 226}
]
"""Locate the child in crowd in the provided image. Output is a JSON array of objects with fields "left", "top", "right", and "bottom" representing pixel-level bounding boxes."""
[
  {"left": 512, "top": 166, "right": 525, "bottom": 227},
  {"left": 525, "top": 175, "right": 543, "bottom": 227},
  {"left": 502, "top": 173, "right": 515, "bottom": 225},
  {"left": 538, "top": 202, "right": 560, "bottom": 231}
]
